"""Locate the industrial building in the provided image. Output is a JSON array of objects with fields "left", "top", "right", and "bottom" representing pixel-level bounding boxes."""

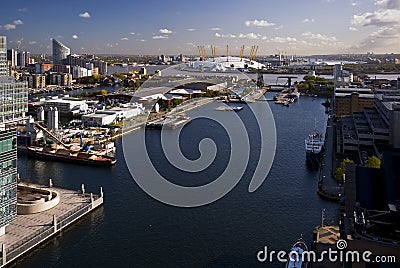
[
  {"left": 334, "top": 88, "right": 375, "bottom": 118},
  {"left": 81, "top": 102, "right": 145, "bottom": 126},
  {"left": 337, "top": 93, "right": 400, "bottom": 156}
]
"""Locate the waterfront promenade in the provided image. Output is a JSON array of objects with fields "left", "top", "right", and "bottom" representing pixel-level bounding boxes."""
[
  {"left": 0, "top": 183, "right": 103, "bottom": 267},
  {"left": 317, "top": 113, "right": 343, "bottom": 201}
]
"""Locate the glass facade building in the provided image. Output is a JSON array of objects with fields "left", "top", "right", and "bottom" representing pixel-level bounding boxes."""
[
  {"left": 0, "top": 36, "right": 28, "bottom": 236},
  {"left": 52, "top": 39, "right": 70, "bottom": 64},
  {"left": 0, "top": 36, "right": 8, "bottom": 76}
]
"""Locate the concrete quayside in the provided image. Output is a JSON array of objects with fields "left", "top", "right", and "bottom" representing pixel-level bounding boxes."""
[{"left": 0, "top": 182, "right": 103, "bottom": 267}]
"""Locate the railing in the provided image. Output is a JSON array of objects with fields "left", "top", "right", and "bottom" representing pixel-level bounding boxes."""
[{"left": 1, "top": 196, "right": 102, "bottom": 266}]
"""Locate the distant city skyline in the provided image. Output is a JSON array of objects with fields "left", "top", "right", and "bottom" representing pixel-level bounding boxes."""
[{"left": 0, "top": 0, "right": 399, "bottom": 56}]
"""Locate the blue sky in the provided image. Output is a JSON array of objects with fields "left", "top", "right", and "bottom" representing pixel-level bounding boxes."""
[{"left": 0, "top": 0, "right": 399, "bottom": 55}]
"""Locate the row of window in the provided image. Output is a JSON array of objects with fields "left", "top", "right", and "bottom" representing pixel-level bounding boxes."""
[
  {"left": 0, "top": 173, "right": 15, "bottom": 187},
  {"left": 0, "top": 202, "right": 17, "bottom": 226},
  {"left": 0, "top": 186, "right": 16, "bottom": 204}
]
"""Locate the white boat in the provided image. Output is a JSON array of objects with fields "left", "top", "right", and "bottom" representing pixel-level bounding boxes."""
[
  {"left": 286, "top": 237, "right": 308, "bottom": 268},
  {"left": 305, "top": 120, "right": 324, "bottom": 167},
  {"left": 232, "top": 106, "right": 243, "bottom": 112}
]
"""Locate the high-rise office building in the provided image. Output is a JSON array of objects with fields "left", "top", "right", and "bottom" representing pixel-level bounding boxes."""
[
  {"left": 52, "top": 39, "right": 70, "bottom": 64},
  {"left": 0, "top": 36, "right": 28, "bottom": 236},
  {"left": 17, "top": 51, "right": 26, "bottom": 67},
  {"left": 0, "top": 36, "right": 8, "bottom": 76},
  {"left": 7, "top": 49, "right": 17, "bottom": 68}
]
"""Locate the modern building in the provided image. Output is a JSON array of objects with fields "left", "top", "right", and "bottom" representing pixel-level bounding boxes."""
[
  {"left": 0, "top": 36, "right": 28, "bottom": 237},
  {"left": 23, "top": 74, "right": 46, "bottom": 89},
  {"left": 0, "top": 36, "right": 8, "bottom": 76},
  {"left": 49, "top": 72, "right": 72, "bottom": 86},
  {"left": 52, "top": 39, "right": 70, "bottom": 64},
  {"left": 7, "top": 49, "right": 17, "bottom": 68},
  {"left": 35, "top": 63, "right": 53, "bottom": 74},
  {"left": 17, "top": 51, "right": 26, "bottom": 68}
]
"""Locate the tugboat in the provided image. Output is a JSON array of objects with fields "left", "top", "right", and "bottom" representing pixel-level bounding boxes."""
[{"left": 286, "top": 236, "right": 308, "bottom": 268}]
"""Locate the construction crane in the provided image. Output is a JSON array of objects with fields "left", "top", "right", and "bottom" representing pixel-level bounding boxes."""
[
  {"left": 226, "top": 44, "right": 229, "bottom": 62},
  {"left": 239, "top": 45, "right": 244, "bottom": 62}
]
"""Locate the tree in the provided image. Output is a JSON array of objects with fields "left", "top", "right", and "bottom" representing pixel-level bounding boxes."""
[
  {"left": 99, "top": 89, "right": 107, "bottom": 95},
  {"left": 335, "top": 158, "right": 354, "bottom": 182},
  {"left": 365, "top": 156, "right": 381, "bottom": 169}
]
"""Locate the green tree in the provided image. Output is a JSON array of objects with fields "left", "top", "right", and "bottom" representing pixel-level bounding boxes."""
[
  {"left": 365, "top": 156, "right": 381, "bottom": 169},
  {"left": 335, "top": 158, "right": 354, "bottom": 182}
]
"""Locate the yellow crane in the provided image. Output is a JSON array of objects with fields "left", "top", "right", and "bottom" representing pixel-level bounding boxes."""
[
  {"left": 249, "top": 45, "right": 259, "bottom": 61},
  {"left": 197, "top": 45, "right": 207, "bottom": 61}
]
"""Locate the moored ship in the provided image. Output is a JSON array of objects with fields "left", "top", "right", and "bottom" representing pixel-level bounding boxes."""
[
  {"left": 26, "top": 146, "right": 116, "bottom": 166},
  {"left": 305, "top": 129, "right": 324, "bottom": 167}
]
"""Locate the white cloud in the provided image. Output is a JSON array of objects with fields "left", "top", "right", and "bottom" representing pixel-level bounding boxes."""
[
  {"left": 29, "top": 41, "right": 37, "bottom": 45},
  {"left": 18, "top": 7, "right": 28, "bottom": 12},
  {"left": 211, "top": 27, "right": 222, "bottom": 31},
  {"left": 130, "top": 32, "right": 135, "bottom": 35},
  {"left": 3, "top": 24, "right": 16, "bottom": 30},
  {"left": 274, "top": 25, "right": 283, "bottom": 30},
  {"left": 215, "top": 33, "right": 237, "bottom": 38},
  {"left": 13, "top": 20, "right": 23, "bottom": 25},
  {"left": 245, "top": 19, "right": 275, "bottom": 27},
  {"left": 139, "top": 39, "right": 146, "bottom": 42},
  {"left": 349, "top": 27, "right": 358, "bottom": 31},
  {"left": 152, "top": 35, "right": 169, "bottom": 39},
  {"left": 375, "top": 0, "right": 400, "bottom": 9},
  {"left": 351, "top": 2, "right": 358, "bottom": 6},
  {"left": 302, "top": 18, "right": 315, "bottom": 23},
  {"left": 159, "top": 28, "right": 172, "bottom": 34},
  {"left": 187, "top": 28, "right": 196, "bottom": 31},
  {"left": 351, "top": 0, "right": 400, "bottom": 27},
  {"left": 239, "top": 33, "right": 262, "bottom": 39},
  {"left": 302, "top": 31, "right": 338, "bottom": 42},
  {"left": 120, "top": 37, "right": 129, "bottom": 41},
  {"left": 72, "top": 35, "right": 78, "bottom": 39},
  {"left": 79, "top": 12, "right": 91, "bottom": 19},
  {"left": 270, "top": 37, "right": 297, "bottom": 43}
]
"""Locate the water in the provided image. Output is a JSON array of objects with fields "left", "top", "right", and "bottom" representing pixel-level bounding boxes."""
[{"left": 13, "top": 94, "right": 337, "bottom": 267}]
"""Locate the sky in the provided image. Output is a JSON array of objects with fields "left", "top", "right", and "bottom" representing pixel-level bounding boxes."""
[{"left": 0, "top": 0, "right": 399, "bottom": 56}]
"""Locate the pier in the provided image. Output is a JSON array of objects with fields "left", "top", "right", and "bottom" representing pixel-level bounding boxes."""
[
  {"left": 317, "top": 112, "right": 344, "bottom": 202},
  {"left": 0, "top": 182, "right": 103, "bottom": 267}
]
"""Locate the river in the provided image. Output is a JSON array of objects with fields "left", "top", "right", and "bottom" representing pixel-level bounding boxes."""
[{"left": 14, "top": 93, "right": 337, "bottom": 267}]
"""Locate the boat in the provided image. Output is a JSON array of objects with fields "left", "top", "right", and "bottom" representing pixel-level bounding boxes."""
[
  {"left": 26, "top": 146, "right": 116, "bottom": 166},
  {"left": 286, "top": 236, "right": 309, "bottom": 268},
  {"left": 232, "top": 106, "right": 243, "bottom": 112},
  {"left": 305, "top": 122, "right": 324, "bottom": 167}
]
